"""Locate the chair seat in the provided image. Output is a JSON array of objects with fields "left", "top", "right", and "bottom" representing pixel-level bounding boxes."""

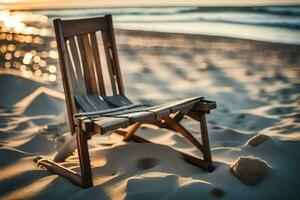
[{"left": 75, "top": 96, "right": 208, "bottom": 134}]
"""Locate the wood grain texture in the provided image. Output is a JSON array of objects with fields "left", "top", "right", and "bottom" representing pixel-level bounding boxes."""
[
  {"left": 77, "top": 34, "right": 98, "bottom": 94},
  {"left": 61, "top": 17, "right": 107, "bottom": 37},
  {"left": 76, "top": 127, "right": 93, "bottom": 188},
  {"left": 101, "top": 30, "right": 118, "bottom": 95},
  {"left": 105, "top": 15, "right": 125, "bottom": 95},
  {"left": 68, "top": 36, "right": 86, "bottom": 94},
  {"left": 90, "top": 32, "right": 106, "bottom": 96},
  {"left": 53, "top": 19, "right": 77, "bottom": 134}
]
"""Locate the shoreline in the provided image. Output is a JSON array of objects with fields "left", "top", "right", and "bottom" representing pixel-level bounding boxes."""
[
  {"left": 116, "top": 28, "right": 300, "bottom": 48},
  {"left": 2, "top": 6, "right": 300, "bottom": 46}
]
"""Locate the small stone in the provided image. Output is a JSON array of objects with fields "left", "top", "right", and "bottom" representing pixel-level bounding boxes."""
[
  {"left": 211, "top": 187, "right": 226, "bottom": 198},
  {"left": 230, "top": 156, "right": 271, "bottom": 185},
  {"left": 246, "top": 134, "right": 268, "bottom": 147}
]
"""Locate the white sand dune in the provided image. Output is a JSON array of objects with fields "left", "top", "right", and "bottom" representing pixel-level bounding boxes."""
[{"left": 1, "top": 31, "right": 300, "bottom": 199}]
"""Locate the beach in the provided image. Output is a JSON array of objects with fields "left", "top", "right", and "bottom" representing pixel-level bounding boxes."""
[{"left": 1, "top": 26, "right": 300, "bottom": 199}]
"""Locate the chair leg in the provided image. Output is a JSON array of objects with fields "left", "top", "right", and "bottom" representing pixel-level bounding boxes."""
[
  {"left": 123, "top": 122, "right": 142, "bottom": 141},
  {"left": 114, "top": 130, "right": 212, "bottom": 171},
  {"left": 114, "top": 111, "right": 214, "bottom": 172},
  {"left": 35, "top": 157, "right": 82, "bottom": 186},
  {"left": 162, "top": 116, "right": 203, "bottom": 152},
  {"left": 199, "top": 113, "right": 212, "bottom": 163},
  {"left": 76, "top": 127, "right": 93, "bottom": 188},
  {"left": 155, "top": 112, "right": 213, "bottom": 171},
  {"left": 36, "top": 127, "right": 93, "bottom": 188}
]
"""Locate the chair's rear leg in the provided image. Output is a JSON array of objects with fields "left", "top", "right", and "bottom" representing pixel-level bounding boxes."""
[
  {"left": 76, "top": 127, "right": 93, "bottom": 188},
  {"left": 198, "top": 113, "right": 212, "bottom": 164},
  {"left": 162, "top": 116, "right": 203, "bottom": 152},
  {"left": 173, "top": 112, "right": 184, "bottom": 123},
  {"left": 114, "top": 130, "right": 212, "bottom": 170},
  {"left": 123, "top": 122, "right": 141, "bottom": 141}
]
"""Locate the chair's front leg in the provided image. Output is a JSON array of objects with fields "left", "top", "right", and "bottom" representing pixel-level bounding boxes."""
[
  {"left": 75, "top": 127, "right": 93, "bottom": 188},
  {"left": 36, "top": 127, "right": 93, "bottom": 188},
  {"left": 36, "top": 157, "right": 82, "bottom": 186}
]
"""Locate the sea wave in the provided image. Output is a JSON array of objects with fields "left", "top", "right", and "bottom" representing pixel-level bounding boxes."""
[
  {"left": 22, "top": 6, "right": 300, "bottom": 44},
  {"left": 34, "top": 6, "right": 300, "bottom": 30}
]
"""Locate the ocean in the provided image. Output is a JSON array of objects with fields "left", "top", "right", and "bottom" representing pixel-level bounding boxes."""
[
  {"left": 1, "top": 5, "right": 300, "bottom": 82},
  {"left": 32, "top": 6, "right": 300, "bottom": 44}
]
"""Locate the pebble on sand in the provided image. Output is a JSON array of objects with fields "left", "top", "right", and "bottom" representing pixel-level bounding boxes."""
[
  {"left": 246, "top": 134, "right": 268, "bottom": 147},
  {"left": 230, "top": 156, "right": 271, "bottom": 185}
]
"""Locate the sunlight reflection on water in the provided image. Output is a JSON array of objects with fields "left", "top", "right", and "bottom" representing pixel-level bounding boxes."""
[{"left": 0, "top": 11, "right": 58, "bottom": 82}]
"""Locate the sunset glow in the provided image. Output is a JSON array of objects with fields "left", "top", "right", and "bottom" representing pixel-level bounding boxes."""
[{"left": 1, "top": 0, "right": 300, "bottom": 10}]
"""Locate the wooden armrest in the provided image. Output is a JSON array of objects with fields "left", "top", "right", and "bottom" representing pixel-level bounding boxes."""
[{"left": 193, "top": 100, "right": 217, "bottom": 113}]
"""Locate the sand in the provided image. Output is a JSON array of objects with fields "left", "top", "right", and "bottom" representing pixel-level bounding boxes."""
[{"left": 0, "top": 30, "right": 300, "bottom": 199}]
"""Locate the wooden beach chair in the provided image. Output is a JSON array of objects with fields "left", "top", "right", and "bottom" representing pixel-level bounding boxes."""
[{"left": 36, "top": 15, "right": 216, "bottom": 188}]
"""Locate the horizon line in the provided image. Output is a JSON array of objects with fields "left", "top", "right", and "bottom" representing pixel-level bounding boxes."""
[{"left": 1, "top": 0, "right": 300, "bottom": 10}]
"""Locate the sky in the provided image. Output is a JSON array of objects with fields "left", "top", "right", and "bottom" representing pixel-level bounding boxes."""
[{"left": 1, "top": 0, "right": 300, "bottom": 10}]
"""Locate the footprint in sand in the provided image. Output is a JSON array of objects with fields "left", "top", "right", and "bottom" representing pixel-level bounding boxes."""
[
  {"left": 266, "top": 106, "right": 295, "bottom": 116},
  {"left": 136, "top": 157, "right": 159, "bottom": 170},
  {"left": 211, "top": 187, "right": 226, "bottom": 198},
  {"left": 246, "top": 134, "right": 268, "bottom": 147}
]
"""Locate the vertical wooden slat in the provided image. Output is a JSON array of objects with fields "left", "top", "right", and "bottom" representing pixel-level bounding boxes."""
[
  {"left": 68, "top": 37, "right": 86, "bottom": 94},
  {"left": 77, "top": 34, "right": 98, "bottom": 94},
  {"left": 101, "top": 31, "right": 117, "bottom": 95},
  {"left": 90, "top": 32, "right": 106, "bottom": 96},
  {"left": 105, "top": 15, "right": 125, "bottom": 95},
  {"left": 75, "top": 95, "right": 95, "bottom": 112},
  {"left": 54, "top": 19, "right": 77, "bottom": 134},
  {"left": 78, "top": 34, "right": 110, "bottom": 110},
  {"left": 66, "top": 46, "right": 80, "bottom": 94},
  {"left": 88, "top": 95, "right": 109, "bottom": 110}
]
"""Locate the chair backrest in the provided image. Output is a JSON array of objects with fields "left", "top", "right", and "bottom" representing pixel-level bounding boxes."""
[{"left": 53, "top": 15, "right": 131, "bottom": 133}]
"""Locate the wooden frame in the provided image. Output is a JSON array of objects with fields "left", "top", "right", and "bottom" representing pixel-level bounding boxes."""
[{"left": 36, "top": 15, "right": 217, "bottom": 188}]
